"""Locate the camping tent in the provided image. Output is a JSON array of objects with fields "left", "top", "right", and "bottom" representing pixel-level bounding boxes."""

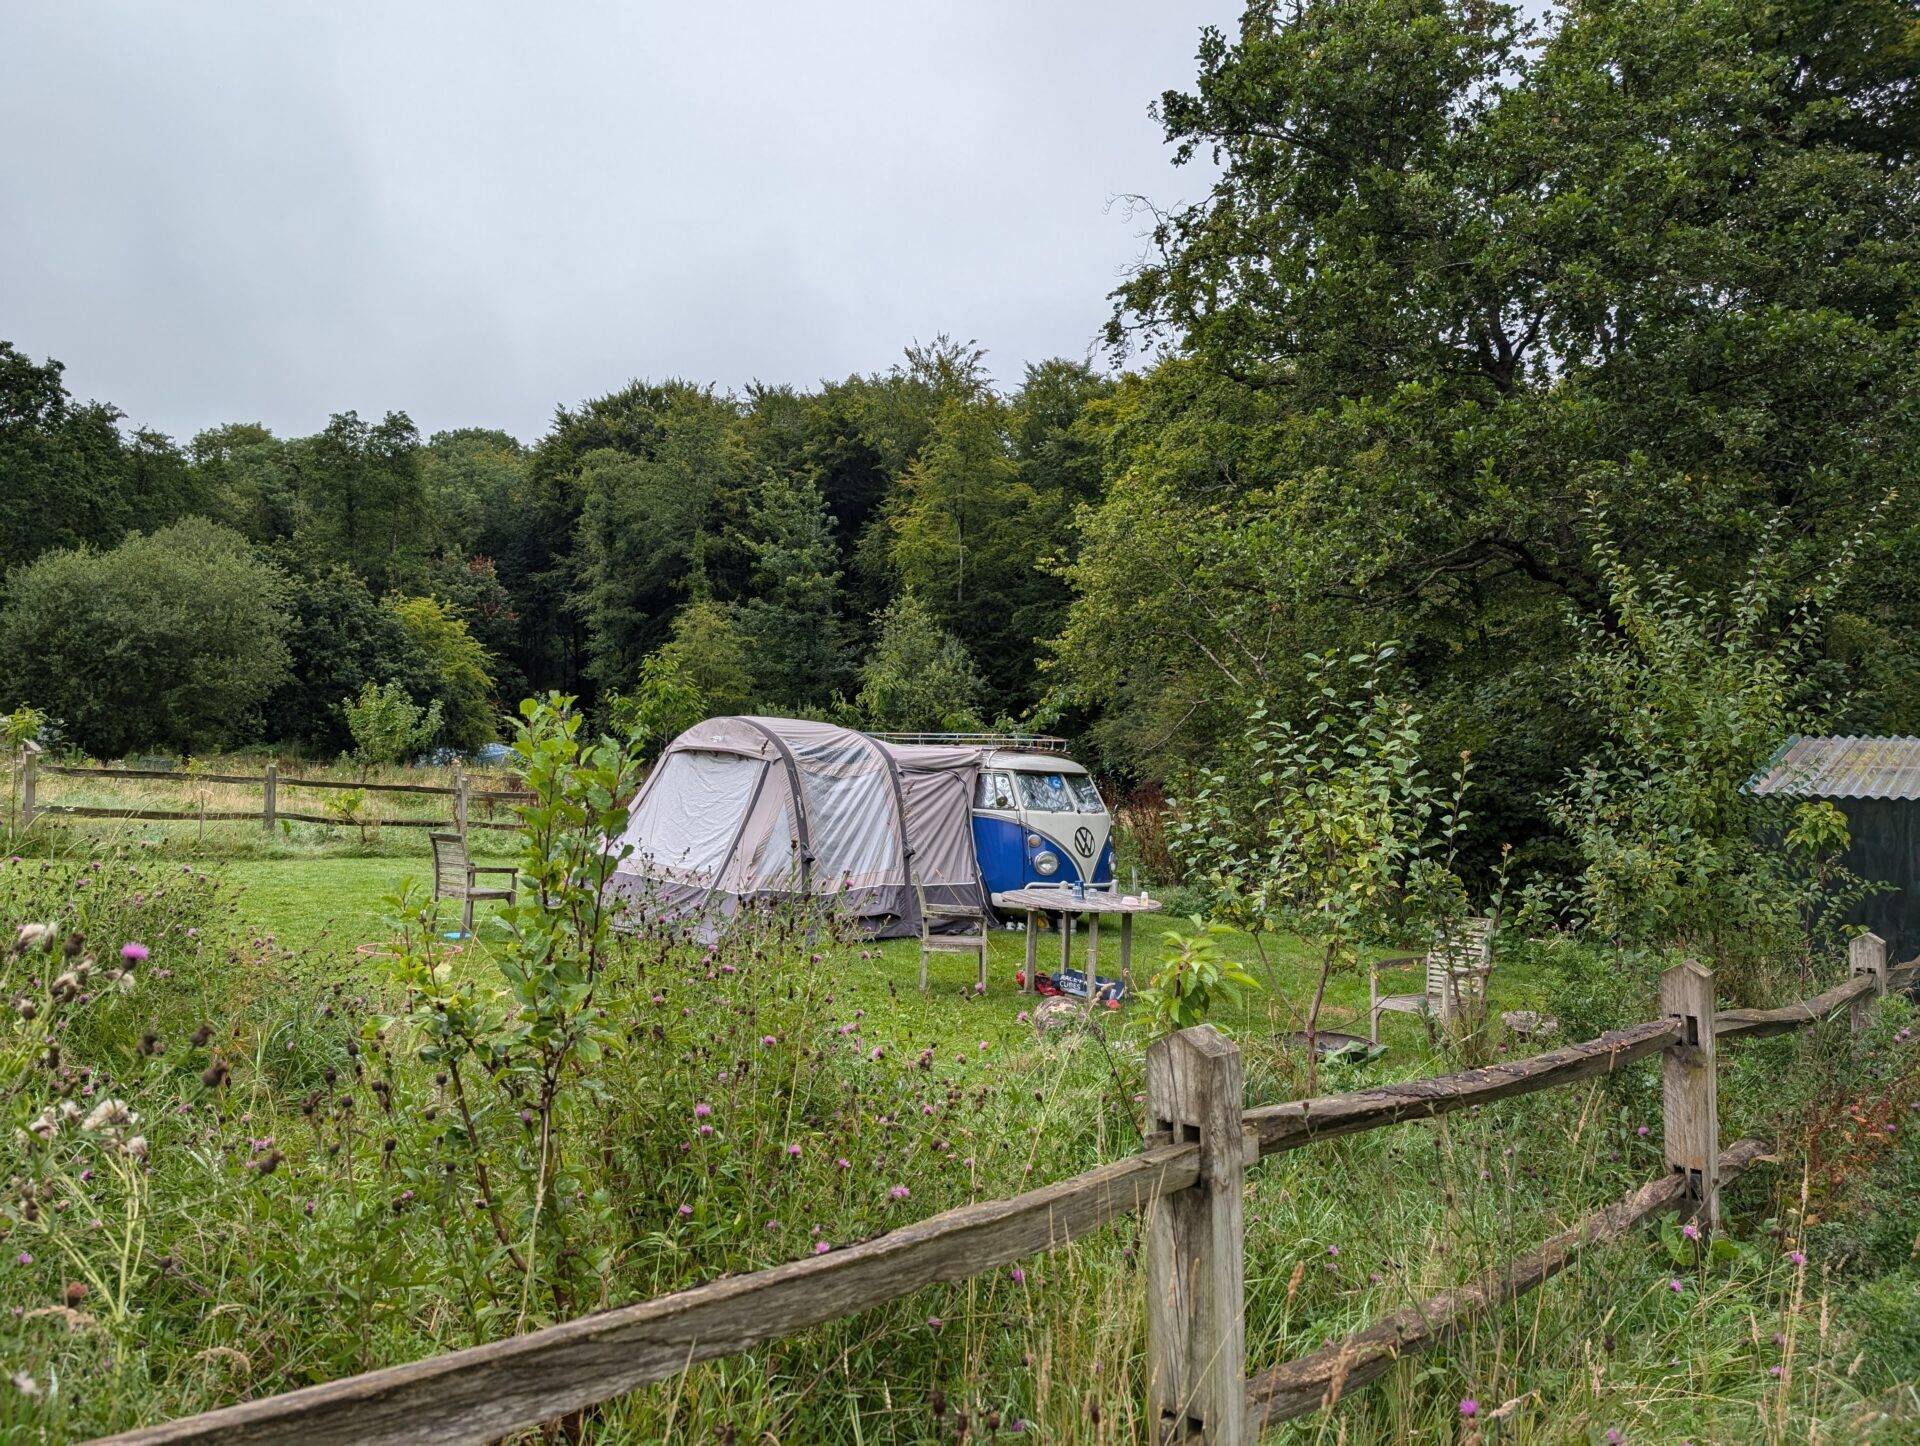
[{"left": 606, "top": 716, "right": 988, "bottom": 936}]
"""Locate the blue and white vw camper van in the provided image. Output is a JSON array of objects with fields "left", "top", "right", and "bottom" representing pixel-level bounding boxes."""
[{"left": 970, "top": 748, "right": 1114, "bottom": 904}]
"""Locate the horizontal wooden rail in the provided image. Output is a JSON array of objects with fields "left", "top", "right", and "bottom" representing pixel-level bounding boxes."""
[
  {"left": 38, "top": 806, "right": 264, "bottom": 823},
  {"left": 1718, "top": 959, "right": 1918, "bottom": 1040},
  {"left": 41, "top": 763, "right": 532, "bottom": 800},
  {"left": 1243, "top": 1018, "right": 1681, "bottom": 1158},
  {"left": 100, "top": 1141, "right": 1199, "bottom": 1445},
  {"left": 1243, "top": 1138, "right": 1769, "bottom": 1430},
  {"left": 44, "top": 765, "right": 264, "bottom": 785},
  {"left": 35, "top": 805, "right": 518, "bottom": 832}
]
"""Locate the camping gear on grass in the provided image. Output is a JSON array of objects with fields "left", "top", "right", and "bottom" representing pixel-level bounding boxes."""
[{"left": 608, "top": 717, "right": 989, "bottom": 939}]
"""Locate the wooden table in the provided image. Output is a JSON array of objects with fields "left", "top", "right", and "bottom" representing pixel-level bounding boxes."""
[{"left": 998, "top": 887, "right": 1164, "bottom": 996}]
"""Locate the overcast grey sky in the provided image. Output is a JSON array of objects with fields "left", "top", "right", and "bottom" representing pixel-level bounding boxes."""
[{"left": 0, "top": 2, "right": 1237, "bottom": 443}]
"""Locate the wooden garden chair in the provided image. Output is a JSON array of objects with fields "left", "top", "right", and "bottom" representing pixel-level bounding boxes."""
[
  {"left": 1369, "top": 915, "right": 1496, "bottom": 1044},
  {"left": 914, "top": 876, "right": 990, "bottom": 993},
  {"left": 431, "top": 831, "right": 518, "bottom": 936}
]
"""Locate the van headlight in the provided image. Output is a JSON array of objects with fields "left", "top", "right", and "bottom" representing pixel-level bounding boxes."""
[{"left": 1033, "top": 851, "right": 1060, "bottom": 877}]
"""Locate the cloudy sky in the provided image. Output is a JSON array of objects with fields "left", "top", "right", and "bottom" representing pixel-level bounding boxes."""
[{"left": 0, "top": 2, "right": 1236, "bottom": 442}]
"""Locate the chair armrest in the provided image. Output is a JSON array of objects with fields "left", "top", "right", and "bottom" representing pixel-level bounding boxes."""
[{"left": 471, "top": 865, "right": 518, "bottom": 877}]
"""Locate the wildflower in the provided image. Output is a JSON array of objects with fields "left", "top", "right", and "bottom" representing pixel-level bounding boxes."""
[
  {"left": 81, "top": 1099, "right": 135, "bottom": 1133},
  {"left": 14, "top": 923, "right": 54, "bottom": 951},
  {"left": 10, "top": 1372, "right": 40, "bottom": 1398},
  {"left": 1459, "top": 1398, "right": 1478, "bottom": 1419},
  {"left": 678, "top": 1203, "right": 693, "bottom": 1217},
  {"left": 870, "top": 1046, "right": 884, "bottom": 1061},
  {"left": 762, "top": 1034, "right": 777, "bottom": 1046},
  {"left": 1682, "top": 1222, "right": 1699, "bottom": 1241},
  {"left": 1327, "top": 1244, "right": 1339, "bottom": 1257},
  {"left": 25, "top": 1108, "right": 59, "bottom": 1141},
  {"left": 836, "top": 1157, "right": 851, "bottom": 1170},
  {"left": 16, "top": 1252, "right": 30, "bottom": 1266},
  {"left": 1769, "top": 1365, "right": 1783, "bottom": 1377},
  {"left": 890, "top": 1184, "right": 910, "bottom": 1200},
  {"left": 120, "top": 942, "right": 148, "bottom": 963},
  {"left": 1016, "top": 1011, "right": 1030, "bottom": 1024},
  {"left": 764, "top": 1219, "right": 779, "bottom": 1232},
  {"left": 1636, "top": 1124, "right": 1649, "bottom": 1137},
  {"left": 1605, "top": 1432, "right": 1623, "bottom": 1446},
  {"left": 1668, "top": 1279, "right": 1684, "bottom": 1293},
  {"left": 122, "top": 1135, "right": 149, "bottom": 1161},
  {"left": 978, "top": 1040, "right": 989, "bottom": 1051},
  {"left": 1788, "top": 1250, "right": 1807, "bottom": 1267},
  {"left": 1010, "top": 1266, "right": 1025, "bottom": 1284},
  {"left": 699, "top": 1124, "right": 714, "bottom": 1137},
  {"left": 787, "top": 1142, "right": 802, "bottom": 1157},
  {"left": 694, "top": 1102, "right": 712, "bottom": 1118},
  {"left": 814, "top": 1240, "right": 830, "bottom": 1254},
  {"left": 927, "top": 1315, "right": 944, "bottom": 1328}
]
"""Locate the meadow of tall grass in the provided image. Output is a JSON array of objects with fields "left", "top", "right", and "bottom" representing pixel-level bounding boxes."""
[{"left": 1, "top": 742, "right": 1916, "bottom": 1439}]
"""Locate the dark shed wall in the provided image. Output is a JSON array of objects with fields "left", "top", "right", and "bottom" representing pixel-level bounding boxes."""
[{"left": 1835, "top": 798, "right": 1920, "bottom": 960}]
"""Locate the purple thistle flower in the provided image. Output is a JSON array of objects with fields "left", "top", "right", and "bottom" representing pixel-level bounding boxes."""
[
  {"left": 694, "top": 1102, "right": 711, "bottom": 1118},
  {"left": 120, "top": 942, "right": 149, "bottom": 962},
  {"left": 1010, "top": 1266, "right": 1025, "bottom": 1284},
  {"left": 889, "top": 1184, "right": 910, "bottom": 1200},
  {"left": 1459, "top": 1398, "right": 1478, "bottom": 1419},
  {"left": 814, "top": 1240, "right": 830, "bottom": 1254},
  {"left": 1669, "top": 1278, "right": 1684, "bottom": 1293},
  {"left": 678, "top": 1203, "right": 692, "bottom": 1217},
  {"left": 1788, "top": 1249, "right": 1807, "bottom": 1266},
  {"left": 1682, "top": 1222, "right": 1700, "bottom": 1241}
]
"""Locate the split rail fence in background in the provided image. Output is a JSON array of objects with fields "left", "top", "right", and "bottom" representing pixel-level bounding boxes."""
[
  {"left": 11, "top": 745, "right": 533, "bottom": 836},
  {"left": 103, "top": 941, "right": 1914, "bottom": 1445}
]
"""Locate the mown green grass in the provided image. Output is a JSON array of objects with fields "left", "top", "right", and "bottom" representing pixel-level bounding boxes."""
[{"left": 216, "top": 854, "right": 1558, "bottom": 1062}]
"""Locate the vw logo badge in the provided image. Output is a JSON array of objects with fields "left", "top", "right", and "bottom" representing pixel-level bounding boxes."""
[{"left": 1073, "top": 826, "right": 1095, "bottom": 858}]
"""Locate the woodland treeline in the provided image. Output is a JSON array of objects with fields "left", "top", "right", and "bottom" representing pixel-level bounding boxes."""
[{"left": 3, "top": 0, "right": 1917, "bottom": 869}]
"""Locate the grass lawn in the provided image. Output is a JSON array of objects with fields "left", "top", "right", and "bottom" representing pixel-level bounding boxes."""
[{"left": 220, "top": 853, "right": 1554, "bottom": 1063}]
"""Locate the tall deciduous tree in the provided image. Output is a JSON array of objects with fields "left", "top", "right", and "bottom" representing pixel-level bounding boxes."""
[{"left": 1071, "top": 0, "right": 1920, "bottom": 844}]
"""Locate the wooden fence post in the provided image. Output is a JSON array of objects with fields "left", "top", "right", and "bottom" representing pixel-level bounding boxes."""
[
  {"left": 262, "top": 760, "right": 277, "bottom": 833},
  {"left": 1849, "top": 932, "right": 1887, "bottom": 1036},
  {"left": 19, "top": 745, "right": 37, "bottom": 828},
  {"left": 1659, "top": 960, "right": 1719, "bottom": 1231},
  {"left": 1146, "top": 1025, "right": 1248, "bottom": 1445},
  {"left": 454, "top": 770, "right": 470, "bottom": 836}
]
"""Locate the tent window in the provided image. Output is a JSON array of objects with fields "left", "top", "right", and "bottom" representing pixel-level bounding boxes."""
[{"left": 623, "top": 750, "right": 762, "bottom": 879}]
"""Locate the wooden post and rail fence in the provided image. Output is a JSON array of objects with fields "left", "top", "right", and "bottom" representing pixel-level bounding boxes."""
[
  {"left": 98, "top": 940, "right": 1914, "bottom": 1445},
  {"left": 8, "top": 744, "right": 531, "bottom": 836}
]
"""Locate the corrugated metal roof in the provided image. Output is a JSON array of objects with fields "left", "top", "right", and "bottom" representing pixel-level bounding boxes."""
[{"left": 1748, "top": 736, "right": 1920, "bottom": 800}]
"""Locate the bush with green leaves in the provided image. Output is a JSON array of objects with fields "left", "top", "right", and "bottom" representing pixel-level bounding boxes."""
[
  {"left": 1534, "top": 512, "right": 1878, "bottom": 1000},
  {"left": 1171, "top": 645, "right": 1473, "bottom": 1086},
  {"left": 340, "top": 681, "right": 442, "bottom": 769},
  {"left": 0, "top": 518, "right": 292, "bottom": 757}
]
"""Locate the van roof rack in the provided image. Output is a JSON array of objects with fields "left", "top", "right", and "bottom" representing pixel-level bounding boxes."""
[{"left": 870, "top": 731, "right": 1070, "bottom": 754}]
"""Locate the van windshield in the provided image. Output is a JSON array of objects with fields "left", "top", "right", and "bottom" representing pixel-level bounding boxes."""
[
  {"left": 1015, "top": 772, "right": 1074, "bottom": 812},
  {"left": 1014, "top": 772, "right": 1104, "bottom": 813}
]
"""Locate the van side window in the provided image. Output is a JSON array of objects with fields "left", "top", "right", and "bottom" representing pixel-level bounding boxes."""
[{"left": 975, "top": 771, "right": 1016, "bottom": 810}]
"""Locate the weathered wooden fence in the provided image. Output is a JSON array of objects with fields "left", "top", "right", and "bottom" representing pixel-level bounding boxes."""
[
  {"left": 100, "top": 943, "right": 1915, "bottom": 1445},
  {"left": 12, "top": 746, "right": 532, "bottom": 835}
]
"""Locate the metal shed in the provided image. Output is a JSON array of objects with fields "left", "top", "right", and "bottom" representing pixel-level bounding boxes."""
[{"left": 1749, "top": 735, "right": 1920, "bottom": 956}]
